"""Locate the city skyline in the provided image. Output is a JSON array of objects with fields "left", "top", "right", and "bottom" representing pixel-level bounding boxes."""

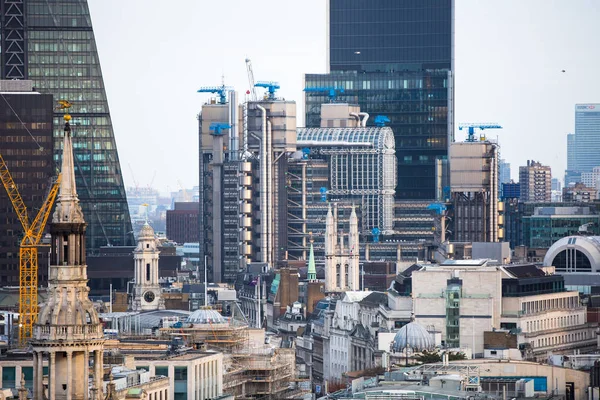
[{"left": 86, "top": 0, "right": 600, "bottom": 192}]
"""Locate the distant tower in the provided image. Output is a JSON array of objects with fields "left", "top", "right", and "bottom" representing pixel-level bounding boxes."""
[
  {"left": 131, "top": 223, "right": 165, "bottom": 311},
  {"left": 324, "top": 203, "right": 360, "bottom": 292},
  {"left": 31, "top": 118, "right": 105, "bottom": 400}
]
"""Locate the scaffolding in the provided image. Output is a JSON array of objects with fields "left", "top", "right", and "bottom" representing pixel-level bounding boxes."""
[
  {"left": 158, "top": 318, "right": 249, "bottom": 353},
  {"left": 223, "top": 348, "right": 309, "bottom": 400}
]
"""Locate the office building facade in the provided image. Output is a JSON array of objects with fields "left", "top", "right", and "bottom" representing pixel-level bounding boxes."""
[
  {"left": 305, "top": 0, "right": 454, "bottom": 200},
  {"left": 0, "top": 0, "right": 133, "bottom": 252},
  {"left": 565, "top": 104, "right": 600, "bottom": 185},
  {"left": 0, "top": 82, "right": 54, "bottom": 286},
  {"left": 449, "top": 141, "right": 500, "bottom": 242},
  {"left": 166, "top": 202, "right": 200, "bottom": 244},
  {"left": 519, "top": 160, "right": 552, "bottom": 202}
]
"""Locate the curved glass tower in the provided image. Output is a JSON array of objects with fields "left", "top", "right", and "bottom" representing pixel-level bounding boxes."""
[{"left": 0, "top": 0, "right": 133, "bottom": 251}]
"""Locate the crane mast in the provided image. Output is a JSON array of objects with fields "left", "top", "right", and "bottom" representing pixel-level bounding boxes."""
[{"left": 245, "top": 58, "right": 258, "bottom": 101}]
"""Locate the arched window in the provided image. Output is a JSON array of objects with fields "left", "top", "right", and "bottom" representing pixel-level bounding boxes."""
[{"left": 552, "top": 249, "right": 592, "bottom": 272}]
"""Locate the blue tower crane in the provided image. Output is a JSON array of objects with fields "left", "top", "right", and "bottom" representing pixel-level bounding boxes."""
[
  {"left": 209, "top": 123, "right": 231, "bottom": 135},
  {"left": 458, "top": 123, "right": 502, "bottom": 142},
  {"left": 197, "top": 84, "right": 230, "bottom": 105},
  {"left": 319, "top": 187, "right": 327, "bottom": 202},
  {"left": 426, "top": 203, "right": 447, "bottom": 215},
  {"left": 374, "top": 115, "right": 390, "bottom": 127},
  {"left": 255, "top": 81, "right": 280, "bottom": 100},
  {"left": 303, "top": 87, "right": 345, "bottom": 103},
  {"left": 371, "top": 227, "right": 381, "bottom": 243}
]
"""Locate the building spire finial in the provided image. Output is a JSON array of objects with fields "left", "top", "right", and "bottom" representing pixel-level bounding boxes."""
[{"left": 52, "top": 116, "right": 84, "bottom": 223}]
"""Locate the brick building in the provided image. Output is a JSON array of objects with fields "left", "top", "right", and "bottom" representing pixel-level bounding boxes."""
[{"left": 166, "top": 202, "right": 199, "bottom": 244}]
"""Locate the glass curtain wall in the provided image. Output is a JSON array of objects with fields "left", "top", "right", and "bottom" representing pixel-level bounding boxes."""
[{"left": 22, "top": 0, "right": 133, "bottom": 251}]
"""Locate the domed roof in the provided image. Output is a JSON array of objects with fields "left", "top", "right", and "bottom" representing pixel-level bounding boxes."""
[
  {"left": 186, "top": 309, "right": 227, "bottom": 325},
  {"left": 139, "top": 222, "right": 155, "bottom": 240},
  {"left": 391, "top": 321, "right": 434, "bottom": 352},
  {"left": 544, "top": 235, "right": 600, "bottom": 272}
]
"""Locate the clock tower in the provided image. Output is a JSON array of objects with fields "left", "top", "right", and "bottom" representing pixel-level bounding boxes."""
[{"left": 131, "top": 223, "right": 165, "bottom": 311}]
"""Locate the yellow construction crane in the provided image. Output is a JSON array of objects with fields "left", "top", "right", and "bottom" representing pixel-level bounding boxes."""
[
  {"left": 0, "top": 156, "right": 61, "bottom": 344},
  {"left": 0, "top": 101, "right": 69, "bottom": 345}
]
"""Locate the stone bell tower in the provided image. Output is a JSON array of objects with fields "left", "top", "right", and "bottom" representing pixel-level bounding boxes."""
[
  {"left": 131, "top": 222, "right": 164, "bottom": 311},
  {"left": 31, "top": 117, "right": 105, "bottom": 400}
]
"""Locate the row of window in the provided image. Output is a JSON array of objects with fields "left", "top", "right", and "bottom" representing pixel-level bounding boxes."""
[
  {"left": 29, "top": 66, "right": 103, "bottom": 79},
  {"left": 526, "top": 314, "right": 580, "bottom": 333},
  {"left": 531, "top": 330, "right": 589, "bottom": 349},
  {"left": 521, "top": 296, "right": 579, "bottom": 315},
  {"left": 0, "top": 124, "right": 51, "bottom": 131}
]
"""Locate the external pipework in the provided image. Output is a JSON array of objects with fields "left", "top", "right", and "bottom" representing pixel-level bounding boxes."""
[
  {"left": 257, "top": 104, "right": 268, "bottom": 264},
  {"left": 228, "top": 90, "right": 238, "bottom": 160},
  {"left": 301, "top": 163, "right": 307, "bottom": 260},
  {"left": 349, "top": 112, "right": 361, "bottom": 128},
  {"left": 242, "top": 103, "right": 249, "bottom": 160},
  {"left": 358, "top": 112, "right": 369, "bottom": 127},
  {"left": 267, "top": 120, "right": 273, "bottom": 266},
  {"left": 490, "top": 144, "right": 499, "bottom": 242}
]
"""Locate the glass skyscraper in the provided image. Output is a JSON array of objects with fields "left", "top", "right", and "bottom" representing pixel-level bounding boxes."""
[
  {"left": 566, "top": 104, "right": 600, "bottom": 185},
  {"left": 306, "top": 0, "right": 454, "bottom": 199},
  {"left": 0, "top": 0, "right": 133, "bottom": 251}
]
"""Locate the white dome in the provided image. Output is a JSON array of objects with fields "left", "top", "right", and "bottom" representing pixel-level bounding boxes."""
[
  {"left": 187, "top": 309, "right": 227, "bottom": 325},
  {"left": 391, "top": 321, "right": 434, "bottom": 352},
  {"left": 139, "top": 222, "right": 155, "bottom": 240},
  {"left": 544, "top": 236, "right": 600, "bottom": 272}
]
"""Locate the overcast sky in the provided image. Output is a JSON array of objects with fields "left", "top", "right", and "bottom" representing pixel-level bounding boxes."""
[{"left": 88, "top": 0, "right": 600, "bottom": 194}]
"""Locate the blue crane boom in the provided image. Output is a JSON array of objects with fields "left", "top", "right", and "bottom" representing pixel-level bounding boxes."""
[
  {"left": 209, "top": 123, "right": 231, "bottom": 135},
  {"left": 197, "top": 84, "right": 231, "bottom": 105},
  {"left": 458, "top": 123, "right": 502, "bottom": 142},
  {"left": 255, "top": 81, "right": 280, "bottom": 100},
  {"left": 374, "top": 115, "right": 390, "bottom": 127},
  {"left": 303, "top": 87, "right": 344, "bottom": 102}
]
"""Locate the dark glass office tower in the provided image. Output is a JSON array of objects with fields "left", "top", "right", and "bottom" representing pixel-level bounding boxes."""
[
  {"left": 0, "top": 0, "right": 134, "bottom": 251},
  {"left": 306, "top": 0, "right": 454, "bottom": 199},
  {"left": 0, "top": 86, "right": 54, "bottom": 286}
]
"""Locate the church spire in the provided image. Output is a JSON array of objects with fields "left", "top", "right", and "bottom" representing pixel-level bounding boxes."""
[
  {"left": 52, "top": 117, "right": 84, "bottom": 224},
  {"left": 307, "top": 235, "right": 317, "bottom": 281}
]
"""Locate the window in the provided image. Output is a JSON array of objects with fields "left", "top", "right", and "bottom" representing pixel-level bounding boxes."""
[{"left": 146, "top": 263, "right": 151, "bottom": 281}]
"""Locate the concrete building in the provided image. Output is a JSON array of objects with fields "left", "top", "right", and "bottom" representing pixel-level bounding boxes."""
[
  {"left": 325, "top": 204, "right": 360, "bottom": 292},
  {"left": 499, "top": 266, "right": 595, "bottom": 360},
  {"left": 337, "top": 359, "right": 591, "bottom": 400},
  {"left": 412, "top": 260, "right": 502, "bottom": 354},
  {"left": 580, "top": 166, "right": 600, "bottom": 190},
  {"left": 0, "top": 81, "right": 54, "bottom": 287},
  {"left": 563, "top": 182, "right": 598, "bottom": 202},
  {"left": 449, "top": 141, "right": 500, "bottom": 242},
  {"left": 130, "top": 352, "right": 223, "bottom": 400},
  {"left": 411, "top": 261, "right": 594, "bottom": 359},
  {"left": 30, "top": 121, "right": 105, "bottom": 399},
  {"left": 131, "top": 223, "right": 165, "bottom": 311},
  {"left": 198, "top": 88, "right": 297, "bottom": 281},
  {"left": 166, "top": 202, "right": 199, "bottom": 244},
  {"left": 520, "top": 160, "right": 552, "bottom": 202},
  {"left": 103, "top": 366, "right": 170, "bottom": 400}
]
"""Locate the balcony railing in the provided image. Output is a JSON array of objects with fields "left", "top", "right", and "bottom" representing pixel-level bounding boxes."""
[{"left": 34, "top": 324, "right": 103, "bottom": 341}]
